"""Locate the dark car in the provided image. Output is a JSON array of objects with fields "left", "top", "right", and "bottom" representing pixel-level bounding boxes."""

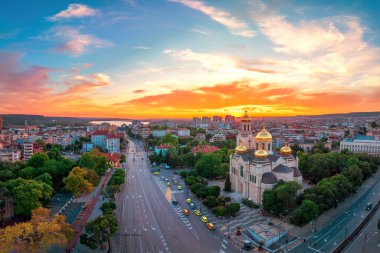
[
  {"left": 365, "top": 203, "right": 373, "bottom": 211},
  {"left": 172, "top": 200, "right": 178, "bottom": 206}
]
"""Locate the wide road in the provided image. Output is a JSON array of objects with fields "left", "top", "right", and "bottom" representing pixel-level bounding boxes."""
[
  {"left": 344, "top": 205, "right": 380, "bottom": 253},
  {"left": 289, "top": 175, "right": 380, "bottom": 253},
  {"left": 112, "top": 138, "right": 238, "bottom": 253}
]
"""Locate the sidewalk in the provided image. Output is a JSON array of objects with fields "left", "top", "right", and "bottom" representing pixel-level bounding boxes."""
[
  {"left": 65, "top": 172, "right": 111, "bottom": 253},
  {"left": 290, "top": 169, "right": 380, "bottom": 240}
]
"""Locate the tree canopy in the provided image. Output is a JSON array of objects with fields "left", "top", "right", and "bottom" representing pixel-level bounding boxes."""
[
  {"left": 0, "top": 207, "right": 73, "bottom": 253},
  {"left": 63, "top": 167, "right": 94, "bottom": 196}
]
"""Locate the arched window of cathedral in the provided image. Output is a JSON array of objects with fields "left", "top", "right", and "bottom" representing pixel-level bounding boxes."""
[
  {"left": 268, "top": 143, "right": 271, "bottom": 151},
  {"left": 256, "top": 143, "right": 258, "bottom": 150},
  {"left": 240, "top": 165, "right": 244, "bottom": 177}
]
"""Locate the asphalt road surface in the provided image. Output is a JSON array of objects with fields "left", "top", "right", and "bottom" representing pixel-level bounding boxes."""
[
  {"left": 111, "top": 139, "right": 239, "bottom": 253},
  {"left": 344, "top": 204, "right": 380, "bottom": 253},
  {"left": 289, "top": 175, "right": 380, "bottom": 253}
]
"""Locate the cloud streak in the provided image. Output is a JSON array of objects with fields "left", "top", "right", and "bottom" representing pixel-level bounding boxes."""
[
  {"left": 48, "top": 4, "right": 98, "bottom": 21},
  {"left": 38, "top": 26, "right": 113, "bottom": 55},
  {"left": 169, "top": 0, "right": 255, "bottom": 37}
]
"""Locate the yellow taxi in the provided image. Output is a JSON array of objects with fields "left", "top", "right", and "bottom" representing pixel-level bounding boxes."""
[
  {"left": 153, "top": 172, "right": 160, "bottom": 175},
  {"left": 166, "top": 182, "right": 171, "bottom": 186},
  {"left": 201, "top": 216, "right": 208, "bottom": 223},
  {"left": 206, "top": 223, "right": 215, "bottom": 230},
  {"left": 186, "top": 198, "right": 192, "bottom": 204},
  {"left": 194, "top": 209, "right": 201, "bottom": 216},
  {"left": 177, "top": 185, "right": 182, "bottom": 190}
]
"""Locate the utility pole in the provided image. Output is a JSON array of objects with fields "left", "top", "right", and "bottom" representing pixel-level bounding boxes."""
[{"left": 362, "top": 233, "right": 367, "bottom": 253}]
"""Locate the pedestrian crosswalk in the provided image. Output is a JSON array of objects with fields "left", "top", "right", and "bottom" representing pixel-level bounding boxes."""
[
  {"left": 219, "top": 238, "right": 229, "bottom": 253},
  {"left": 188, "top": 193, "right": 266, "bottom": 234}
]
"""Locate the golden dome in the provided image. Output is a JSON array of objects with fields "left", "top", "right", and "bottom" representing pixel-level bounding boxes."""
[
  {"left": 255, "top": 144, "right": 268, "bottom": 159},
  {"left": 280, "top": 141, "right": 292, "bottom": 155},
  {"left": 255, "top": 122, "right": 272, "bottom": 142},
  {"left": 235, "top": 145, "right": 247, "bottom": 154},
  {"left": 235, "top": 139, "right": 247, "bottom": 154}
]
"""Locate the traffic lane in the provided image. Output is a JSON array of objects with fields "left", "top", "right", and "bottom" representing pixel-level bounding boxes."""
[
  {"left": 116, "top": 148, "right": 167, "bottom": 253},
  {"left": 137, "top": 158, "right": 222, "bottom": 253},
  {"left": 137, "top": 166, "right": 213, "bottom": 253},
  {"left": 345, "top": 208, "right": 380, "bottom": 253}
]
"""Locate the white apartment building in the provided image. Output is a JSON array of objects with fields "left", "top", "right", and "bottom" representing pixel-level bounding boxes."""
[{"left": 340, "top": 136, "right": 380, "bottom": 157}]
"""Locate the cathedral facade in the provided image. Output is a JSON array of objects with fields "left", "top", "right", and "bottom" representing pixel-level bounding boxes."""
[{"left": 230, "top": 112, "right": 303, "bottom": 205}]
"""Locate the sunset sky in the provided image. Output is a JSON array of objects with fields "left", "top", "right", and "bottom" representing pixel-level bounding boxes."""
[{"left": 1, "top": 0, "right": 379, "bottom": 119}]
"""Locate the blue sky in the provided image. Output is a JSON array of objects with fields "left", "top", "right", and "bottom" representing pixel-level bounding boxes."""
[{"left": 0, "top": 0, "right": 379, "bottom": 118}]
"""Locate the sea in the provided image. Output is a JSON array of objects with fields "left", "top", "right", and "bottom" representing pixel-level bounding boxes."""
[{"left": 89, "top": 120, "right": 149, "bottom": 127}]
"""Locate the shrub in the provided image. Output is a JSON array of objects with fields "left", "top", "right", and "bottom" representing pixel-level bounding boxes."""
[
  {"left": 227, "top": 203, "right": 240, "bottom": 216},
  {"left": 190, "top": 183, "right": 204, "bottom": 193},
  {"left": 242, "top": 198, "right": 259, "bottom": 208},
  {"left": 180, "top": 171, "right": 188, "bottom": 178},
  {"left": 100, "top": 202, "right": 116, "bottom": 214},
  {"left": 203, "top": 196, "right": 218, "bottom": 208},
  {"left": 212, "top": 206, "right": 227, "bottom": 217},
  {"left": 195, "top": 187, "right": 208, "bottom": 198},
  {"left": 207, "top": 185, "right": 221, "bottom": 197}
]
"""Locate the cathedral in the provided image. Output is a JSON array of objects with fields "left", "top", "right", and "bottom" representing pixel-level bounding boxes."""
[{"left": 229, "top": 111, "right": 303, "bottom": 205}]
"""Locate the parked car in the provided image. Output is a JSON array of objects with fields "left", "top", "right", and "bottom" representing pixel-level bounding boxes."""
[{"left": 365, "top": 202, "right": 373, "bottom": 211}]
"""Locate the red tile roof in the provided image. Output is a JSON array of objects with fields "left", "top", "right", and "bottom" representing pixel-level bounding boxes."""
[
  {"left": 192, "top": 145, "right": 220, "bottom": 154},
  {"left": 107, "top": 135, "right": 119, "bottom": 139},
  {"left": 92, "top": 130, "right": 109, "bottom": 135},
  {"left": 156, "top": 144, "right": 170, "bottom": 149}
]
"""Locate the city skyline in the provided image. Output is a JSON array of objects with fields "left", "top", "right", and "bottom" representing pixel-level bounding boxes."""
[{"left": 1, "top": 0, "right": 380, "bottom": 119}]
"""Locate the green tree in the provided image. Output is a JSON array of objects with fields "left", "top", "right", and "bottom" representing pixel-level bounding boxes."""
[
  {"left": 290, "top": 200, "right": 319, "bottom": 226},
  {"left": 100, "top": 202, "right": 116, "bottom": 214},
  {"left": 63, "top": 167, "right": 94, "bottom": 196},
  {"left": 224, "top": 174, "right": 232, "bottom": 192},
  {"left": 342, "top": 165, "right": 363, "bottom": 190},
  {"left": 34, "top": 173, "right": 53, "bottom": 186},
  {"left": 162, "top": 133, "right": 178, "bottom": 146},
  {"left": 203, "top": 196, "right": 218, "bottom": 208},
  {"left": 47, "top": 147, "right": 61, "bottom": 160},
  {"left": 275, "top": 181, "right": 301, "bottom": 211},
  {"left": 195, "top": 153, "right": 222, "bottom": 179},
  {"left": 19, "top": 166, "right": 38, "bottom": 179},
  {"left": 80, "top": 214, "right": 118, "bottom": 250},
  {"left": 212, "top": 206, "right": 227, "bottom": 217},
  {"left": 27, "top": 153, "right": 49, "bottom": 168},
  {"left": 78, "top": 151, "right": 108, "bottom": 175},
  {"left": 262, "top": 189, "right": 286, "bottom": 215},
  {"left": 207, "top": 185, "right": 221, "bottom": 197},
  {"left": 6, "top": 178, "right": 53, "bottom": 217},
  {"left": 227, "top": 203, "right": 240, "bottom": 216}
]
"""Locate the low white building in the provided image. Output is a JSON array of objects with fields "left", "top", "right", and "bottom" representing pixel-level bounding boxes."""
[
  {"left": 151, "top": 130, "right": 166, "bottom": 138},
  {"left": 177, "top": 128, "right": 190, "bottom": 137},
  {"left": 340, "top": 136, "right": 380, "bottom": 157}
]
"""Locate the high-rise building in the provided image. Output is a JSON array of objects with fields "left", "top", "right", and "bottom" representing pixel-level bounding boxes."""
[
  {"left": 225, "top": 115, "right": 235, "bottom": 124},
  {"left": 23, "top": 143, "right": 33, "bottom": 161},
  {"left": 212, "top": 116, "right": 222, "bottom": 123},
  {"left": 192, "top": 117, "right": 201, "bottom": 127},
  {"left": 202, "top": 116, "right": 210, "bottom": 124}
]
